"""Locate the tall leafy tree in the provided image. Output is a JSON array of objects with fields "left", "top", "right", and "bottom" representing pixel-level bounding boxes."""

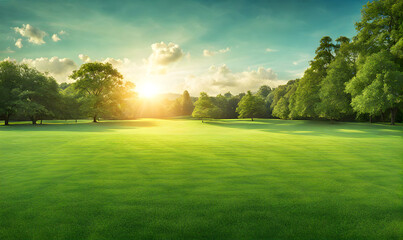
[
  {"left": 181, "top": 90, "right": 194, "bottom": 115},
  {"left": 346, "top": 0, "right": 403, "bottom": 124},
  {"left": 346, "top": 51, "right": 402, "bottom": 124},
  {"left": 192, "top": 92, "right": 221, "bottom": 122},
  {"left": 0, "top": 61, "right": 62, "bottom": 125},
  {"left": 228, "top": 94, "right": 243, "bottom": 119},
  {"left": 291, "top": 36, "right": 336, "bottom": 118},
  {"left": 70, "top": 62, "right": 133, "bottom": 122},
  {"left": 272, "top": 80, "right": 298, "bottom": 119},
  {"left": 169, "top": 90, "right": 195, "bottom": 116},
  {"left": 0, "top": 60, "right": 23, "bottom": 125},
  {"left": 354, "top": 0, "right": 403, "bottom": 60},
  {"left": 316, "top": 38, "right": 355, "bottom": 120},
  {"left": 59, "top": 84, "right": 85, "bottom": 121},
  {"left": 236, "top": 91, "right": 266, "bottom": 121},
  {"left": 213, "top": 94, "right": 229, "bottom": 118},
  {"left": 20, "top": 67, "right": 61, "bottom": 124},
  {"left": 256, "top": 85, "right": 272, "bottom": 98},
  {"left": 223, "top": 92, "right": 232, "bottom": 98}
]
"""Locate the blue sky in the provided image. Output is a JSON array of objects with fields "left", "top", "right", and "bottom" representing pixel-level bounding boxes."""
[{"left": 0, "top": 0, "right": 368, "bottom": 95}]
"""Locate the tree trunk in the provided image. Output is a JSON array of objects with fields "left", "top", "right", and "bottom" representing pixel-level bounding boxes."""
[
  {"left": 93, "top": 115, "right": 97, "bottom": 123},
  {"left": 391, "top": 107, "right": 397, "bottom": 125},
  {"left": 369, "top": 115, "right": 372, "bottom": 123},
  {"left": 75, "top": 119, "right": 77, "bottom": 123},
  {"left": 202, "top": 119, "right": 204, "bottom": 123},
  {"left": 32, "top": 119, "right": 37, "bottom": 125},
  {"left": 251, "top": 117, "right": 254, "bottom": 121},
  {"left": 5, "top": 112, "right": 9, "bottom": 125},
  {"left": 40, "top": 119, "right": 43, "bottom": 125}
]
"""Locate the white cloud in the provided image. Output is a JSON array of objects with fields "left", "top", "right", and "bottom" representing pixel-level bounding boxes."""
[
  {"left": 183, "top": 64, "right": 285, "bottom": 95},
  {"left": 102, "top": 57, "right": 130, "bottom": 66},
  {"left": 203, "top": 47, "right": 230, "bottom": 57},
  {"left": 78, "top": 54, "right": 91, "bottom": 63},
  {"left": 146, "top": 42, "right": 184, "bottom": 74},
  {"left": 265, "top": 48, "right": 277, "bottom": 52},
  {"left": 21, "top": 57, "right": 78, "bottom": 82},
  {"left": 15, "top": 39, "right": 23, "bottom": 48},
  {"left": 52, "top": 34, "right": 61, "bottom": 42},
  {"left": 14, "top": 24, "right": 46, "bottom": 45},
  {"left": 51, "top": 30, "right": 66, "bottom": 42}
]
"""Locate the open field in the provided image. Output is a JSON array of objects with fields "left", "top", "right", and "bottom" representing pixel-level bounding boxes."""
[{"left": 0, "top": 119, "right": 402, "bottom": 240}]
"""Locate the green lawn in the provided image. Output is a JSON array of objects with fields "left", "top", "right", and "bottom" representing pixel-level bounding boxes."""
[{"left": 0, "top": 119, "right": 402, "bottom": 240}]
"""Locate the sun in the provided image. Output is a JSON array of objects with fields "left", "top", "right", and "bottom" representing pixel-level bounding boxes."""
[{"left": 138, "top": 82, "right": 159, "bottom": 98}]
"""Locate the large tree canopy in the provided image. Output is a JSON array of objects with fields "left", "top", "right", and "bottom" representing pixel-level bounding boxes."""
[
  {"left": 316, "top": 39, "right": 355, "bottom": 120},
  {"left": 0, "top": 61, "right": 23, "bottom": 125},
  {"left": 192, "top": 92, "right": 221, "bottom": 122},
  {"left": 236, "top": 91, "right": 266, "bottom": 121},
  {"left": 346, "top": 51, "right": 402, "bottom": 124},
  {"left": 291, "top": 36, "right": 337, "bottom": 118},
  {"left": 0, "top": 60, "right": 61, "bottom": 124},
  {"left": 70, "top": 62, "right": 134, "bottom": 122}
]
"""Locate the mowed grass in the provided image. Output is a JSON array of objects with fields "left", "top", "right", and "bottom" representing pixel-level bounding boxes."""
[{"left": 0, "top": 119, "right": 402, "bottom": 240}]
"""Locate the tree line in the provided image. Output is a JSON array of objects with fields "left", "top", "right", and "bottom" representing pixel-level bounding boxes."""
[
  {"left": 192, "top": 0, "right": 402, "bottom": 125},
  {"left": 0, "top": 61, "right": 135, "bottom": 125},
  {"left": 0, "top": 0, "right": 401, "bottom": 125}
]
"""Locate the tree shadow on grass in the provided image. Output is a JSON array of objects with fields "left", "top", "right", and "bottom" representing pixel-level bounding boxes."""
[
  {"left": 205, "top": 119, "right": 403, "bottom": 138},
  {"left": 0, "top": 120, "right": 158, "bottom": 132}
]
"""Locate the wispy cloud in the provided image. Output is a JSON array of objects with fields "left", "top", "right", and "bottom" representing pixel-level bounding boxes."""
[
  {"left": 203, "top": 47, "right": 230, "bottom": 57},
  {"left": 265, "top": 48, "right": 278, "bottom": 53}
]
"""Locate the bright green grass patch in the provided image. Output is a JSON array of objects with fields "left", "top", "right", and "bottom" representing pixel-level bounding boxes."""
[{"left": 0, "top": 119, "right": 402, "bottom": 240}]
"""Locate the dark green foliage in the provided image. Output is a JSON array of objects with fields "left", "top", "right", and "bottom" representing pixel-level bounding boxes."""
[
  {"left": 266, "top": 0, "right": 403, "bottom": 124},
  {"left": 0, "top": 61, "right": 61, "bottom": 125},
  {"left": 59, "top": 82, "right": 71, "bottom": 90},
  {"left": 236, "top": 91, "right": 266, "bottom": 121},
  {"left": 316, "top": 40, "right": 355, "bottom": 120},
  {"left": 346, "top": 51, "right": 403, "bottom": 124},
  {"left": 213, "top": 94, "right": 229, "bottom": 118},
  {"left": 192, "top": 92, "right": 221, "bottom": 121},
  {"left": 223, "top": 91, "right": 232, "bottom": 98},
  {"left": 181, "top": 90, "right": 194, "bottom": 115},
  {"left": 58, "top": 84, "right": 86, "bottom": 121},
  {"left": 256, "top": 85, "right": 272, "bottom": 98},
  {"left": 291, "top": 37, "right": 336, "bottom": 118},
  {"left": 271, "top": 80, "right": 298, "bottom": 119},
  {"left": 354, "top": 0, "right": 403, "bottom": 58},
  {"left": 0, "top": 61, "right": 23, "bottom": 125},
  {"left": 70, "top": 62, "right": 133, "bottom": 122},
  {"left": 169, "top": 90, "right": 194, "bottom": 116},
  {"left": 227, "top": 94, "right": 243, "bottom": 119}
]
